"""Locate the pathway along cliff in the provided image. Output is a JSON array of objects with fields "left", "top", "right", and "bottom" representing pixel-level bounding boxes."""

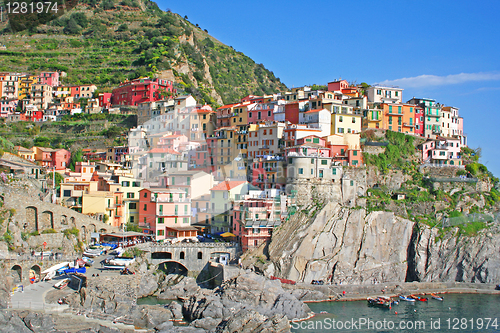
[{"left": 264, "top": 202, "right": 500, "bottom": 285}]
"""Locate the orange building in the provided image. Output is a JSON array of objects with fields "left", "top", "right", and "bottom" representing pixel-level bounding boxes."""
[{"left": 382, "top": 103, "right": 416, "bottom": 134}]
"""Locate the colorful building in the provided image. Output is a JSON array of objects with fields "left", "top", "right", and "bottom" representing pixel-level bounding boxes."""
[
  {"left": 111, "top": 78, "right": 176, "bottom": 106},
  {"left": 138, "top": 188, "right": 194, "bottom": 241}
]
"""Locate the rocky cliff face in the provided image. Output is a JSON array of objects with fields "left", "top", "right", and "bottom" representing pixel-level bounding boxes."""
[
  {"left": 409, "top": 225, "right": 500, "bottom": 283},
  {"left": 266, "top": 203, "right": 500, "bottom": 285}
]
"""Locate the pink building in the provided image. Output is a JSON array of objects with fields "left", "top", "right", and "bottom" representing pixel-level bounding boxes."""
[
  {"left": 38, "top": 72, "right": 59, "bottom": 87},
  {"left": 0, "top": 99, "right": 17, "bottom": 118},
  {"left": 327, "top": 79, "right": 349, "bottom": 92},
  {"left": 158, "top": 134, "right": 188, "bottom": 151},
  {"left": 52, "top": 149, "right": 71, "bottom": 170}
]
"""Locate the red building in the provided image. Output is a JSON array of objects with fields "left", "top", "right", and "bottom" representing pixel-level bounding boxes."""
[
  {"left": 29, "top": 110, "right": 43, "bottom": 122},
  {"left": 98, "top": 93, "right": 112, "bottom": 108},
  {"left": 414, "top": 106, "right": 424, "bottom": 137},
  {"left": 111, "top": 78, "right": 176, "bottom": 106},
  {"left": 138, "top": 188, "right": 195, "bottom": 241}
]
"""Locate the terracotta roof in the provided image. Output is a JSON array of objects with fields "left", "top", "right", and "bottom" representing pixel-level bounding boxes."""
[
  {"left": 304, "top": 108, "right": 326, "bottom": 113},
  {"left": 210, "top": 180, "right": 246, "bottom": 191},
  {"left": 217, "top": 103, "right": 240, "bottom": 110}
]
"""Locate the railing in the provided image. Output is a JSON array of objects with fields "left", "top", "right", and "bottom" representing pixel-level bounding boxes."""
[
  {"left": 141, "top": 242, "right": 239, "bottom": 249},
  {"left": 152, "top": 197, "right": 191, "bottom": 203}
]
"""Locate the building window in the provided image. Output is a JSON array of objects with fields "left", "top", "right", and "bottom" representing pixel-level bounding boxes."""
[
  {"left": 298, "top": 168, "right": 303, "bottom": 175},
  {"left": 180, "top": 252, "right": 185, "bottom": 260},
  {"left": 143, "top": 204, "right": 147, "bottom": 211},
  {"left": 350, "top": 180, "right": 354, "bottom": 186},
  {"left": 197, "top": 252, "right": 202, "bottom": 259},
  {"left": 332, "top": 168, "right": 337, "bottom": 175},
  {"left": 129, "top": 203, "right": 136, "bottom": 209},
  {"left": 319, "top": 170, "right": 323, "bottom": 178}
]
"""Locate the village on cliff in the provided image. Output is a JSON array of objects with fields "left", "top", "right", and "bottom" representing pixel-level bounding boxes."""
[{"left": 0, "top": 72, "right": 470, "bottom": 252}]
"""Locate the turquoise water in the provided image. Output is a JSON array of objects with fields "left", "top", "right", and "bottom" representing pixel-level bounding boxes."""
[{"left": 293, "top": 294, "right": 500, "bottom": 332}]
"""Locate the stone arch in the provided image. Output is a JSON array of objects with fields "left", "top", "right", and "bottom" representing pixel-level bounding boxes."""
[
  {"left": 99, "top": 228, "right": 107, "bottom": 233},
  {"left": 11, "top": 265, "right": 22, "bottom": 283},
  {"left": 89, "top": 224, "right": 97, "bottom": 233},
  {"left": 152, "top": 252, "right": 172, "bottom": 259},
  {"left": 26, "top": 206, "right": 38, "bottom": 232},
  {"left": 69, "top": 217, "right": 76, "bottom": 228},
  {"left": 30, "top": 265, "right": 41, "bottom": 281},
  {"left": 81, "top": 225, "right": 87, "bottom": 240},
  {"left": 61, "top": 215, "right": 68, "bottom": 226},
  {"left": 41, "top": 211, "right": 54, "bottom": 230},
  {"left": 158, "top": 261, "right": 188, "bottom": 276}
]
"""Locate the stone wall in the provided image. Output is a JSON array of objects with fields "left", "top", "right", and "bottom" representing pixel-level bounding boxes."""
[{"left": 0, "top": 185, "right": 118, "bottom": 244}]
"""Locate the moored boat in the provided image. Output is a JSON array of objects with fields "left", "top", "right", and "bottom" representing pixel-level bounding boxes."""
[
  {"left": 63, "top": 267, "right": 86, "bottom": 274},
  {"left": 367, "top": 297, "right": 392, "bottom": 309},
  {"left": 409, "top": 294, "right": 428, "bottom": 302},
  {"left": 54, "top": 278, "right": 70, "bottom": 289},
  {"left": 431, "top": 293, "right": 444, "bottom": 301},
  {"left": 399, "top": 295, "right": 416, "bottom": 302}
]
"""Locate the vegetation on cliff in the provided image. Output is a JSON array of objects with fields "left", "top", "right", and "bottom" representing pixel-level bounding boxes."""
[{"left": 0, "top": 0, "right": 287, "bottom": 106}]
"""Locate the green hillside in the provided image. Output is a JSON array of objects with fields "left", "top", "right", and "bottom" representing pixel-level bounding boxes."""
[{"left": 0, "top": 0, "right": 287, "bottom": 105}]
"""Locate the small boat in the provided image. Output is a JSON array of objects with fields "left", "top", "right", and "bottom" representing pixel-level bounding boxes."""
[
  {"left": 54, "top": 278, "right": 70, "bottom": 289},
  {"left": 431, "top": 293, "right": 444, "bottom": 301},
  {"left": 410, "top": 294, "right": 428, "bottom": 302},
  {"left": 82, "top": 257, "right": 94, "bottom": 266},
  {"left": 63, "top": 267, "right": 86, "bottom": 274},
  {"left": 367, "top": 297, "right": 392, "bottom": 309},
  {"left": 103, "top": 265, "right": 126, "bottom": 270},
  {"left": 399, "top": 295, "right": 416, "bottom": 302}
]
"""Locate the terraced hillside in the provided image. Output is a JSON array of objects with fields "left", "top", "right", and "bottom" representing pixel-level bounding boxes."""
[{"left": 0, "top": 0, "right": 287, "bottom": 105}]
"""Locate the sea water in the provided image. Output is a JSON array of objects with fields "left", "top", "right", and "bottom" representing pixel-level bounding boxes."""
[{"left": 293, "top": 294, "right": 500, "bottom": 332}]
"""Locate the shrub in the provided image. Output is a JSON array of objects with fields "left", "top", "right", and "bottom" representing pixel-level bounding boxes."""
[{"left": 41, "top": 228, "right": 57, "bottom": 234}]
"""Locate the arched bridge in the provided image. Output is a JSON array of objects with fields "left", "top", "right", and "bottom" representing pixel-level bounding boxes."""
[{"left": 137, "top": 242, "right": 240, "bottom": 275}]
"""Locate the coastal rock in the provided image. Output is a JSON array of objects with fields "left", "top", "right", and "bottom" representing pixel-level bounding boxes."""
[
  {"left": 410, "top": 225, "right": 500, "bottom": 283},
  {"left": 22, "top": 312, "right": 55, "bottom": 333},
  {"left": 165, "top": 301, "right": 183, "bottom": 320},
  {"left": 0, "top": 311, "right": 32, "bottom": 333},
  {"left": 190, "top": 317, "right": 222, "bottom": 330},
  {"left": 182, "top": 271, "right": 310, "bottom": 324},
  {"left": 158, "top": 276, "right": 200, "bottom": 299},
  {"left": 268, "top": 204, "right": 414, "bottom": 285},
  {"left": 132, "top": 305, "right": 173, "bottom": 329},
  {"left": 137, "top": 270, "right": 159, "bottom": 298},
  {"left": 215, "top": 309, "right": 290, "bottom": 333}
]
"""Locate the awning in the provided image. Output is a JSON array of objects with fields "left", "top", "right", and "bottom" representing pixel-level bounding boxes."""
[{"left": 220, "top": 232, "right": 236, "bottom": 237}]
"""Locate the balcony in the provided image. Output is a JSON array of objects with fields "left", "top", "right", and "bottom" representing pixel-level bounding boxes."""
[
  {"left": 151, "top": 197, "right": 191, "bottom": 203},
  {"left": 259, "top": 145, "right": 270, "bottom": 149},
  {"left": 403, "top": 122, "right": 415, "bottom": 127},
  {"left": 386, "top": 111, "right": 404, "bottom": 116}
]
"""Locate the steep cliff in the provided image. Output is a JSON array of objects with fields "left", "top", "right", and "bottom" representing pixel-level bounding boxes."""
[{"left": 266, "top": 203, "right": 500, "bottom": 285}]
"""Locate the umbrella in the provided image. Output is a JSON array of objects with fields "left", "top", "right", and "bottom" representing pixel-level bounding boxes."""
[{"left": 220, "top": 232, "right": 236, "bottom": 237}]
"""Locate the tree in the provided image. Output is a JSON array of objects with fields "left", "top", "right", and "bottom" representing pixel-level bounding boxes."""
[
  {"left": 103, "top": 126, "right": 122, "bottom": 138},
  {"left": 71, "top": 12, "right": 88, "bottom": 29},
  {"left": 48, "top": 172, "right": 64, "bottom": 187},
  {"left": 69, "top": 149, "right": 84, "bottom": 171},
  {"left": 117, "top": 24, "right": 128, "bottom": 32},
  {"left": 64, "top": 18, "right": 81, "bottom": 35},
  {"left": 102, "top": 0, "right": 114, "bottom": 10}
]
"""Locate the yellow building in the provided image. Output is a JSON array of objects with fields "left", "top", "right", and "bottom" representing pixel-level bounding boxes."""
[
  {"left": 18, "top": 75, "right": 38, "bottom": 100},
  {"left": 362, "top": 108, "right": 383, "bottom": 129},
  {"left": 330, "top": 104, "right": 363, "bottom": 135}
]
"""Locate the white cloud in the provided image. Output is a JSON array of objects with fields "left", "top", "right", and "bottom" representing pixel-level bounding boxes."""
[{"left": 376, "top": 72, "right": 500, "bottom": 88}]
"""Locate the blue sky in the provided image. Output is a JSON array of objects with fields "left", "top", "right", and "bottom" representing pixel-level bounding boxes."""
[{"left": 158, "top": 0, "right": 500, "bottom": 177}]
